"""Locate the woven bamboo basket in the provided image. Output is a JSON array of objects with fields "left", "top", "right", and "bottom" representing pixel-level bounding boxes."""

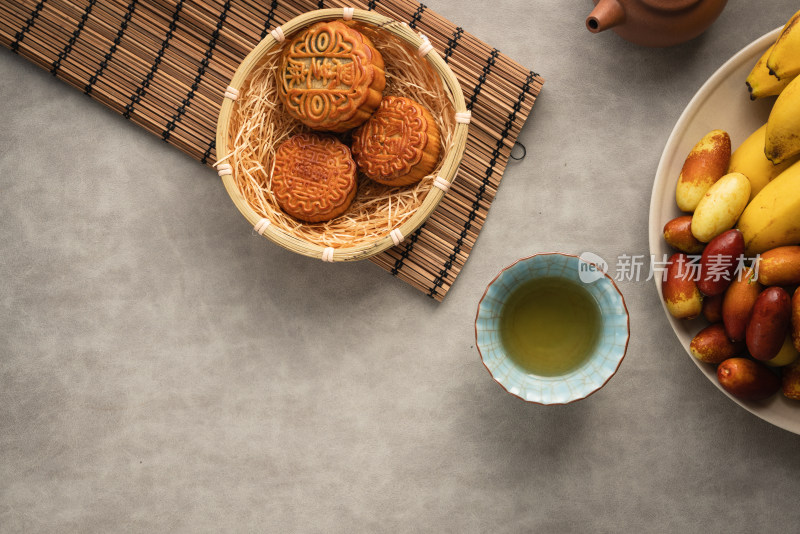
[{"left": 214, "top": 8, "right": 469, "bottom": 262}]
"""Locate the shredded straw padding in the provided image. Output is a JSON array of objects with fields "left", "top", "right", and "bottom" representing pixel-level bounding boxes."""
[{"left": 222, "top": 22, "right": 456, "bottom": 248}]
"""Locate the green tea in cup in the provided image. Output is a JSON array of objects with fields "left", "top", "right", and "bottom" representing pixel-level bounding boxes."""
[{"left": 498, "top": 277, "right": 602, "bottom": 376}]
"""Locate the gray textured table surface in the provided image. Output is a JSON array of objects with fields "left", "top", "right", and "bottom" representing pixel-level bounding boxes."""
[{"left": 3, "top": 1, "right": 800, "bottom": 532}]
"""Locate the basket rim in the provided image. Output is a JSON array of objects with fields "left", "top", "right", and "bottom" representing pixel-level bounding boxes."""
[{"left": 214, "top": 7, "right": 469, "bottom": 262}]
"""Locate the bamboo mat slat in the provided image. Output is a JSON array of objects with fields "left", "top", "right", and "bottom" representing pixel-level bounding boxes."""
[{"left": 1, "top": 0, "right": 543, "bottom": 301}]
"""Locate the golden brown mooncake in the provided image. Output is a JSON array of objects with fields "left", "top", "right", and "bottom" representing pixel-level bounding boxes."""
[
  {"left": 351, "top": 96, "right": 441, "bottom": 187},
  {"left": 271, "top": 133, "right": 357, "bottom": 223},
  {"left": 278, "top": 21, "right": 386, "bottom": 133}
]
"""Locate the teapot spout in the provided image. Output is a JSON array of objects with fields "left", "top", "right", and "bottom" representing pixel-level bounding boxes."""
[{"left": 586, "top": 0, "right": 626, "bottom": 33}]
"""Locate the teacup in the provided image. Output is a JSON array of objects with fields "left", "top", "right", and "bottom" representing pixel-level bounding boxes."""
[{"left": 475, "top": 253, "right": 630, "bottom": 404}]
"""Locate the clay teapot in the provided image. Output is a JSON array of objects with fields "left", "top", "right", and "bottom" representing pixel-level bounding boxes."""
[{"left": 586, "top": 0, "right": 728, "bottom": 47}]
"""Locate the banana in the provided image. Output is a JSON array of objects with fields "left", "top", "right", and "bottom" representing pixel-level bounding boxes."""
[
  {"left": 738, "top": 159, "right": 800, "bottom": 255},
  {"left": 728, "top": 123, "right": 800, "bottom": 199},
  {"left": 767, "top": 10, "right": 800, "bottom": 80},
  {"left": 765, "top": 74, "right": 800, "bottom": 164},
  {"left": 747, "top": 43, "right": 794, "bottom": 99}
]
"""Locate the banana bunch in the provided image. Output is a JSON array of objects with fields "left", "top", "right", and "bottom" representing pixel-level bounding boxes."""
[
  {"left": 745, "top": 10, "right": 800, "bottom": 164},
  {"left": 738, "top": 160, "right": 800, "bottom": 255},
  {"left": 766, "top": 74, "right": 800, "bottom": 164},
  {"left": 746, "top": 43, "right": 792, "bottom": 99},
  {"left": 732, "top": 10, "right": 800, "bottom": 254},
  {"left": 746, "top": 12, "right": 799, "bottom": 99}
]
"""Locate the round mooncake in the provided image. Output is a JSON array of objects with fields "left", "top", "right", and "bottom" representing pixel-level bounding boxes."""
[
  {"left": 278, "top": 21, "right": 386, "bottom": 132},
  {"left": 351, "top": 96, "right": 441, "bottom": 186},
  {"left": 271, "top": 133, "right": 357, "bottom": 223}
]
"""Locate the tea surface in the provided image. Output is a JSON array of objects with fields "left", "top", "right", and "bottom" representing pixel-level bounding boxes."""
[{"left": 499, "top": 277, "right": 601, "bottom": 376}]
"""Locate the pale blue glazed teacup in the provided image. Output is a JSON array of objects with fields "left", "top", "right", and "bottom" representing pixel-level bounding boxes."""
[{"left": 475, "top": 253, "right": 630, "bottom": 404}]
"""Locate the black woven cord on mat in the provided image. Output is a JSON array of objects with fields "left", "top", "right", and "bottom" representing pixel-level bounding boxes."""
[
  {"left": 200, "top": 136, "right": 216, "bottom": 164},
  {"left": 427, "top": 71, "right": 537, "bottom": 298},
  {"left": 443, "top": 27, "right": 463, "bottom": 63},
  {"left": 259, "top": 0, "right": 280, "bottom": 40},
  {"left": 162, "top": 0, "right": 232, "bottom": 142},
  {"left": 123, "top": 0, "right": 185, "bottom": 120},
  {"left": 85, "top": 0, "right": 138, "bottom": 95},
  {"left": 466, "top": 49, "right": 498, "bottom": 111},
  {"left": 51, "top": 0, "right": 97, "bottom": 75},
  {"left": 390, "top": 226, "right": 423, "bottom": 276},
  {"left": 201, "top": 140, "right": 216, "bottom": 166},
  {"left": 367, "top": 0, "right": 379, "bottom": 11},
  {"left": 409, "top": 4, "right": 426, "bottom": 29},
  {"left": 10, "top": 0, "right": 46, "bottom": 53}
]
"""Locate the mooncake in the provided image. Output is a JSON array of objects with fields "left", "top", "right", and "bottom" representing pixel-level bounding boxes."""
[
  {"left": 278, "top": 21, "right": 385, "bottom": 132},
  {"left": 351, "top": 96, "right": 441, "bottom": 186},
  {"left": 271, "top": 133, "right": 357, "bottom": 223}
]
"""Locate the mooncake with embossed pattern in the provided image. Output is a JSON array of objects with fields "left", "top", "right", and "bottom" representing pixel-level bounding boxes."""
[
  {"left": 278, "top": 21, "right": 385, "bottom": 132},
  {"left": 272, "top": 133, "right": 357, "bottom": 222},
  {"left": 351, "top": 96, "right": 440, "bottom": 186}
]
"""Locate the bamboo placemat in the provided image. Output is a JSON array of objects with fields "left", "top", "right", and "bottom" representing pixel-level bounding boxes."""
[{"left": 1, "top": 0, "right": 542, "bottom": 301}]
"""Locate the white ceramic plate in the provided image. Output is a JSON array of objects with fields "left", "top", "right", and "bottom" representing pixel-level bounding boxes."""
[{"left": 649, "top": 27, "right": 800, "bottom": 435}]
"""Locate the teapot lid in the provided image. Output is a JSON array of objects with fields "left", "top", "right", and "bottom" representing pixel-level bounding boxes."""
[{"left": 640, "top": 0, "right": 702, "bottom": 11}]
